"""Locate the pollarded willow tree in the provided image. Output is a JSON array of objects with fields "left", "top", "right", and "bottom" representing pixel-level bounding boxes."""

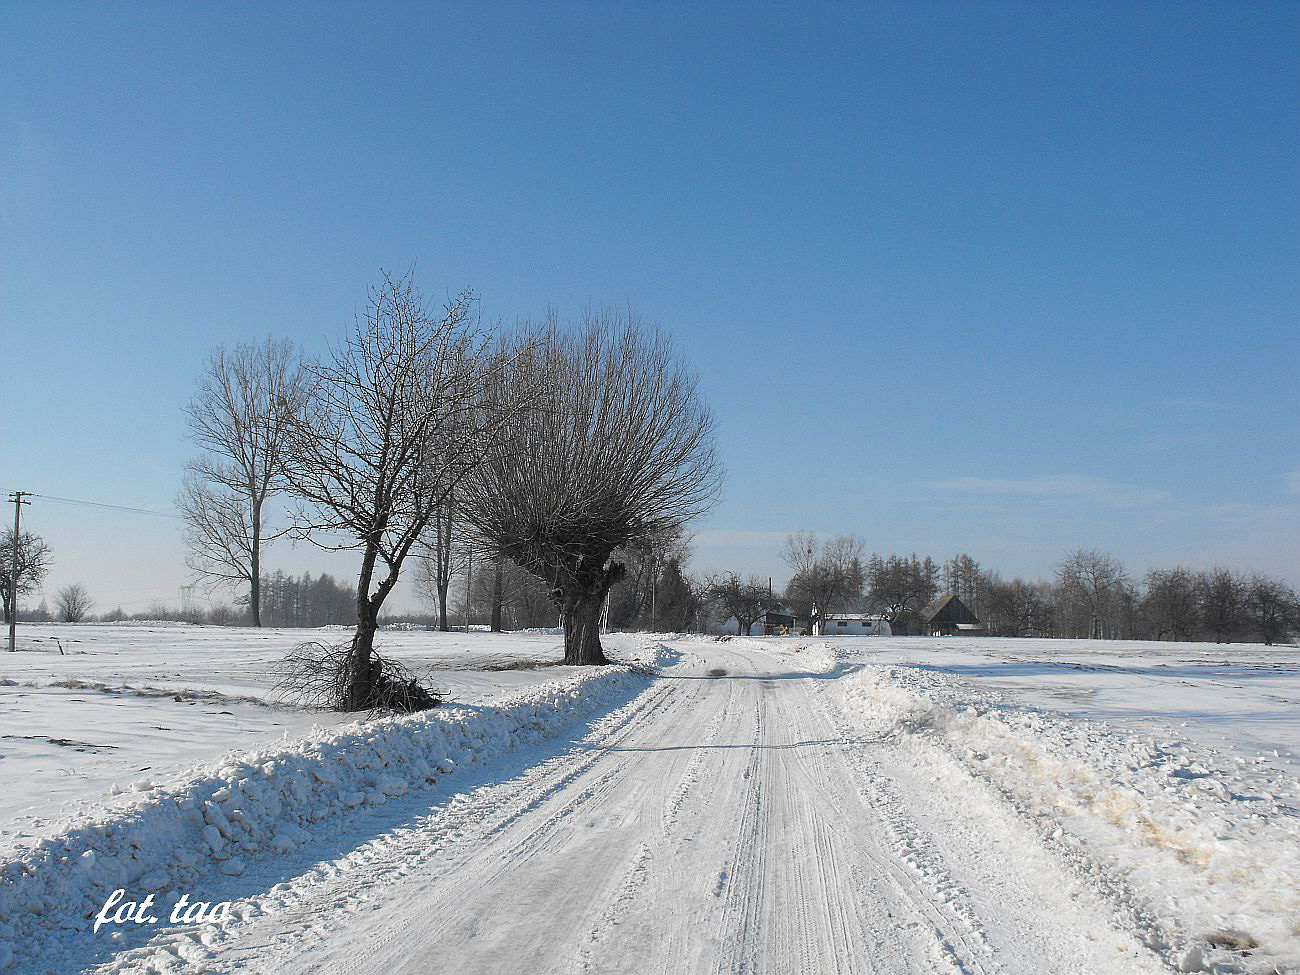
[
  {"left": 461, "top": 311, "right": 722, "bottom": 665},
  {"left": 284, "top": 271, "right": 517, "bottom": 710}
]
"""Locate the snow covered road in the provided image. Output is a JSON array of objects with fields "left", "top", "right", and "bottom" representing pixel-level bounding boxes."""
[
  {"left": 7, "top": 633, "right": 1296, "bottom": 974},
  {"left": 177, "top": 642, "right": 1168, "bottom": 975}
]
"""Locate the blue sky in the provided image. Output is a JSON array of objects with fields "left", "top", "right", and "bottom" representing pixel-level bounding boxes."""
[{"left": 2, "top": 1, "right": 1297, "bottom": 614}]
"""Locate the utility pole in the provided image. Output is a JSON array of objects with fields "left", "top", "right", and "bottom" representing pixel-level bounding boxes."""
[{"left": 8, "top": 492, "right": 31, "bottom": 653}]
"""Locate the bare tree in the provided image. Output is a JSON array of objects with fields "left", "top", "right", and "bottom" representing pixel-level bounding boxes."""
[
  {"left": 489, "top": 546, "right": 505, "bottom": 632},
  {"left": 1139, "top": 567, "right": 1200, "bottom": 641},
  {"left": 181, "top": 338, "right": 306, "bottom": 626},
  {"left": 1196, "top": 567, "right": 1247, "bottom": 643},
  {"left": 413, "top": 498, "right": 473, "bottom": 631},
  {"left": 461, "top": 311, "right": 722, "bottom": 665},
  {"left": 983, "top": 574, "right": 1056, "bottom": 637},
  {"left": 782, "top": 533, "right": 866, "bottom": 635},
  {"left": 1054, "top": 549, "right": 1129, "bottom": 639},
  {"left": 283, "top": 271, "right": 509, "bottom": 710},
  {"left": 55, "top": 583, "right": 94, "bottom": 623},
  {"left": 1243, "top": 574, "right": 1296, "bottom": 646},
  {"left": 462, "top": 554, "right": 557, "bottom": 630},
  {"left": 864, "top": 553, "right": 938, "bottom": 632},
  {"left": 606, "top": 525, "right": 692, "bottom": 630},
  {"left": 705, "top": 572, "right": 771, "bottom": 635},
  {"left": 942, "top": 553, "right": 985, "bottom": 617},
  {"left": 2, "top": 529, "right": 53, "bottom": 626}
]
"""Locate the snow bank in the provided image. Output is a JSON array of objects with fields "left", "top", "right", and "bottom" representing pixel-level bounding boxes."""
[
  {"left": 0, "top": 667, "right": 648, "bottom": 971},
  {"left": 846, "top": 665, "right": 1300, "bottom": 975}
]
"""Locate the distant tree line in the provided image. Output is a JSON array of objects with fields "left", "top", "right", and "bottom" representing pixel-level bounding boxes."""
[
  {"left": 13, "top": 521, "right": 1294, "bottom": 647},
  {"left": 257, "top": 571, "right": 357, "bottom": 628},
  {"left": 698, "top": 534, "right": 1297, "bottom": 645},
  {"left": 10, "top": 517, "right": 1296, "bottom": 648},
  {"left": 16, "top": 570, "right": 357, "bottom": 628}
]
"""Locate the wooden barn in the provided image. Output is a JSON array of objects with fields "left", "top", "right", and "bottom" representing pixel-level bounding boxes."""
[{"left": 919, "top": 594, "right": 982, "bottom": 636}]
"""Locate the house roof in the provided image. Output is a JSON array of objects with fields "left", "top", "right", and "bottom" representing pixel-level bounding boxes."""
[
  {"left": 824, "top": 613, "right": 889, "bottom": 621},
  {"left": 919, "top": 594, "right": 980, "bottom": 625}
]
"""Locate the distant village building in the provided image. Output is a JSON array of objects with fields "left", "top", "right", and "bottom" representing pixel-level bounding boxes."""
[
  {"left": 918, "top": 594, "right": 982, "bottom": 636},
  {"left": 713, "top": 609, "right": 805, "bottom": 636},
  {"left": 756, "top": 610, "right": 799, "bottom": 635},
  {"left": 713, "top": 610, "right": 893, "bottom": 637},
  {"left": 821, "top": 613, "right": 891, "bottom": 636}
]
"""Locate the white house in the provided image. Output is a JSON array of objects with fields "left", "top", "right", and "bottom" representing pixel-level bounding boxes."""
[{"left": 819, "top": 613, "right": 891, "bottom": 636}]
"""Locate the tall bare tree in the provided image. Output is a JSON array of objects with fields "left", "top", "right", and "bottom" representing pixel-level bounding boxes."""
[
  {"left": 55, "top": 583, "right": 94, "bottom": 623},
  {"left": 942, "top": 553, "right": 985, "bottom": 617},
  {"left": 461, "top": 311, "right": 721, "bottom": 665},
  {"left": 983, "top": 574, "right": 1056, "bottom": 637},
  {"left": 783, "top": 532, "right": 866, "bottom": 635},
  {"left": 461, "top": 554, "right": 557, "bottom": 630},
  {"left": 413, "top": 497, "right": 473, "bottom": 631},
  {"left": 489, "top": 546, "right": 505, "bottom": 632},
  {"left": 1139, "top": 567, "right": 1200, "bottom": 641},
  {"left": 606, "top": 524, "right": 691, "bottom": 629},
  {"left": 181, "top": 338, "right": 306, "bottom": 626},
  {"left": 284, "top": 271, "right": 510, "bottom": 709},
  {"left": 2, "top": 529, "right": 52, "bottom": 626},
  {"left": 705, "top": 572, "right": 771, "bottom": 635},
  {"left": 1054, "top": 548, "right": 1129, "bottom": 639},
  {"left": 1197, "top": 567, "right": 1247, "bottom": 643},
  {"left": 1244, "top": 574, "right": 1299, "bottom": 646},
  {"left": 865, "top": 552, "right": 938, "bottom": 631}
]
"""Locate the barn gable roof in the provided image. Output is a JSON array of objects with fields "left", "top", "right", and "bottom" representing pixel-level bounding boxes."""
[{"left": 919, "top": 594, "right": 979, "bottom": 625}]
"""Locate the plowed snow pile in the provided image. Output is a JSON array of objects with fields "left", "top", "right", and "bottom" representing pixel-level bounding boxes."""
[
  {"left": 846, "top": 664, "right": 1300, "bottom": 975},
  {"left": 0, "top": 667, "right": 649, "bottom": 974}
]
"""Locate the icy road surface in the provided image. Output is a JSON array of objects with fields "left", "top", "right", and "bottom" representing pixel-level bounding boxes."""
[{"left": 189, "top": 642, "right": 1170, "bottom": 975}]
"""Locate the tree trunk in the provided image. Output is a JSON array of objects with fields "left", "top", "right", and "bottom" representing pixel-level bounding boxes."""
[
  {"left": 250, "top": 535, "right": 262, "bottom": 628},
  {"left": 348, "top": 541, "right": 382, "bottom": 710},
  {"left": 248, "top": 492, "right": 264, "bottom": 627},
  {"left": 563, "top": 596, "right": 608, "bottom": 665},
  {"left": 347, "top": 609, "right": 379, "bottom": 710},
  {"left": 438, "top": 578, "right": 450, "bottom": 631},
  {"left": 490, "top": 551, "right": 504, "bottom": 632}
]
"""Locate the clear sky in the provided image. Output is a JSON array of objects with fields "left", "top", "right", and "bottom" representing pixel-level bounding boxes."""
[{"left": 2, "top": 1, "right": 1297, "bottom": 615}]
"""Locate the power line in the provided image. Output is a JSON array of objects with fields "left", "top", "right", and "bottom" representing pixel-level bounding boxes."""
[{"left": 30, "top": 494, "right": 185, "bottom": 520}]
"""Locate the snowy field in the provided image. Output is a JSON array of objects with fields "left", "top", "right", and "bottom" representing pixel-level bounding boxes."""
[
  {"left": 0, "top": 623, "right": 636, "bottom": 852},
  {"left": 0, "top": 627, "right": 1296, "bottom": 974}
]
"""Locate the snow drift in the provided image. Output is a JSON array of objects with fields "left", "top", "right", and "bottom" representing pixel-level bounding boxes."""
[
  {"left": 0, "top": 667, "right": 649, "bottom": 972},
  {"left": 846, "top": 665, "right": 1300, "bottom": 975}
]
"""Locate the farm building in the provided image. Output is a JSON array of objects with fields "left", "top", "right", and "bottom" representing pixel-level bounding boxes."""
[
  {"left": 821, "top": 613, "right": 891, "bottom": 636},
  {"left": 918, "top": 594, "right": 982, "bottom": 636}
]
